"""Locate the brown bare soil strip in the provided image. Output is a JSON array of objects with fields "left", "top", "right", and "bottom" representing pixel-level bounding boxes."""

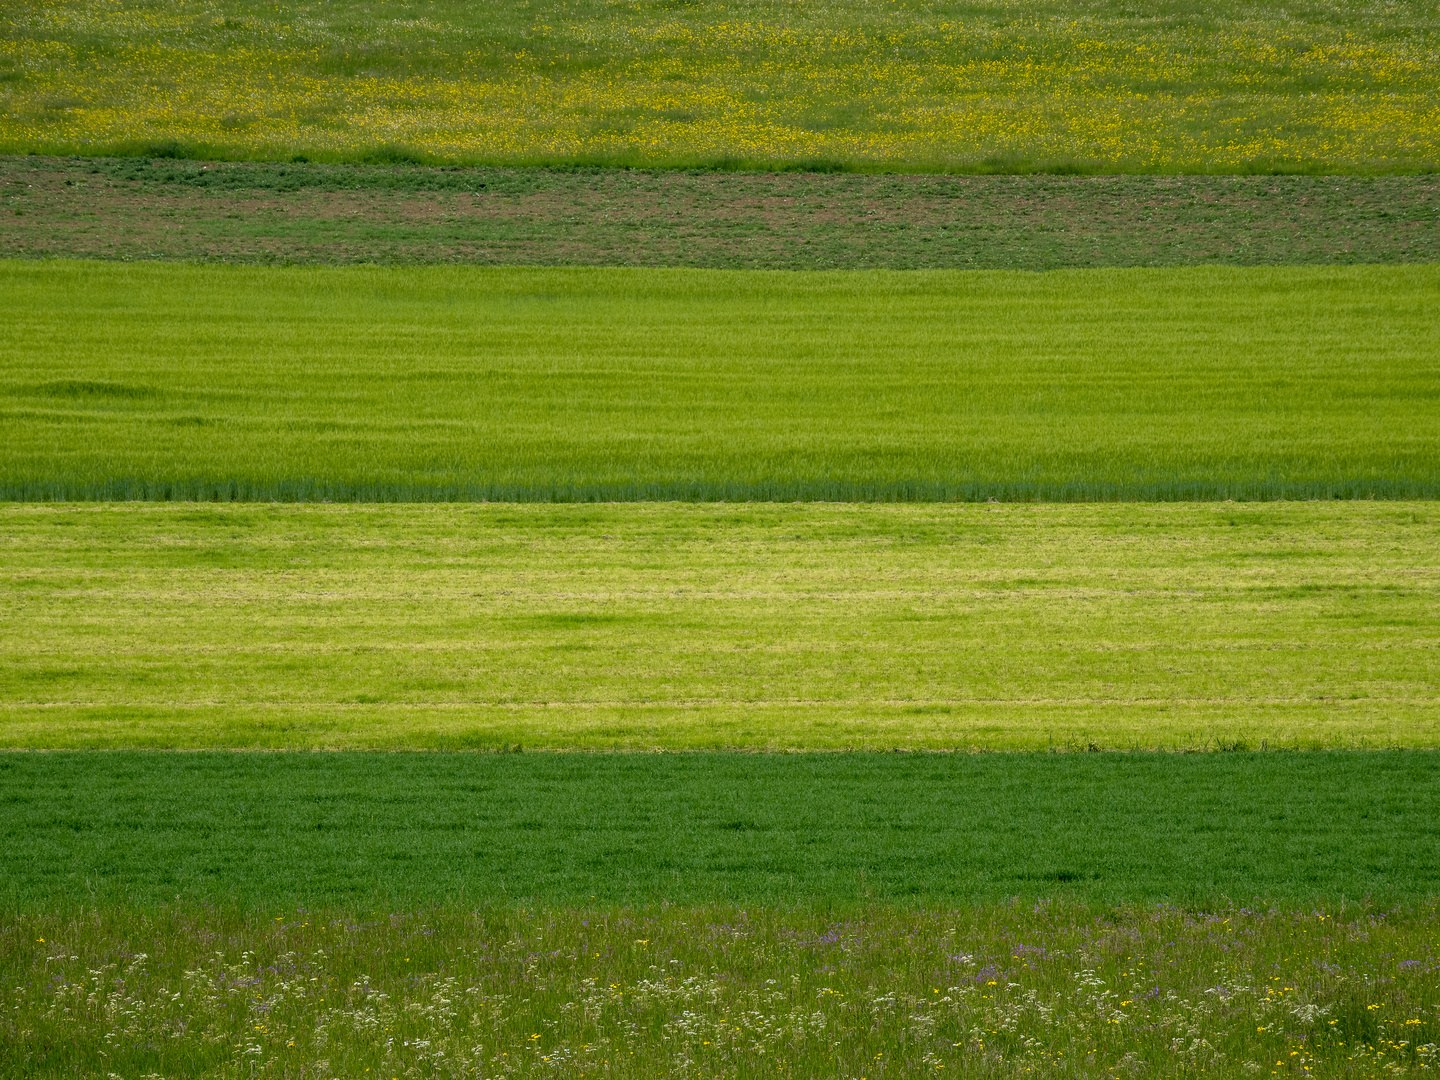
[{"left": 2, "top": 157, "right": 1436, "bottom": 268}]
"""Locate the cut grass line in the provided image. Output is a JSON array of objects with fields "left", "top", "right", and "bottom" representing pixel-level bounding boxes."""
[
  {"left": 2, "top": 501, "right": 1437, "bottom": 750},
  {"left": 9, "top": 696, "right": 1440, "bottom": 709}
]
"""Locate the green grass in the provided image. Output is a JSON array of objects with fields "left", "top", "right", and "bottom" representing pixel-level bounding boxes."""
[
  {"left": 3, "top": 0, "right": 1438, "bottom": 171},
  {"left": 6, "top": 749, "right": 1437, "bottom": 1073},
  {"left": 3, "top": 751, "right": 1437, "bottom": 906},
  {"left": 4, "top": 902, "right": 1438, "bottom": 1078},
  {"left": 3, "top": 502, "right": 1437, "bottom": 750},
  {"left": 5, "top": 157, "right": 1439, "bottom": 269},
  {"left": 3, "top": 261, "right": 1439, "bottom": 503}
]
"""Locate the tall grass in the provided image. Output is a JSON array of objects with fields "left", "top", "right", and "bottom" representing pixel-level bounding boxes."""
[
  {"left": 3, "top": 262, "right": 1438, "bottom": 504},
  {"left": 3, "top": 902, "right": 1437, "bottom": 1078}
]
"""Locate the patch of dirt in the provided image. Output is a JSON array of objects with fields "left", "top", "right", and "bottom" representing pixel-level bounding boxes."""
[{"left": 1, "top": 157, "right": 1436, "bottom": 269}]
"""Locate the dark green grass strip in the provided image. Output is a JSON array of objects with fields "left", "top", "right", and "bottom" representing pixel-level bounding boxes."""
[{"left": 2, "top": 752, "right": 1435, "bottom": 908}]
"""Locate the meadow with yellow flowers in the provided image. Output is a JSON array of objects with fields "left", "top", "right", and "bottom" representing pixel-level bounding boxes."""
[{"left": 2, "top": 0, "right": 1438, "bottom": 171}]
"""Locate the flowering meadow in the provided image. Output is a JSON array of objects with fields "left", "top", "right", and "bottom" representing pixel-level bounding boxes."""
[
  {"left": 1, "top": 0, "right": 1437, "bottom": 171},
  {"left": 3, "top": 903, "right": 1438, "bottom": 1078}
]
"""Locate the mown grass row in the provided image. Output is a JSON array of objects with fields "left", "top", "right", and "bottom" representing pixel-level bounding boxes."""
[
  {"left": 5, "top": 501, "right": 1437, "bottom": 751},
  {"left": 4, "top": 261, "right": 1438, "bottom": 503},
  {"left": 12, "top": 477, "right": 1432, "bottom": 503},
  {"left": 3, "top": 902, "right": 1436, "bottom": 1078}
]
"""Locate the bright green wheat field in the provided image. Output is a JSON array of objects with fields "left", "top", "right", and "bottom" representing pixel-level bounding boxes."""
[
  {"left": 4, "top": 261, "right": 1439, "bottom": 503},
  {"left": 2, "top": 0, "right": 1438, "bottom": 171}
]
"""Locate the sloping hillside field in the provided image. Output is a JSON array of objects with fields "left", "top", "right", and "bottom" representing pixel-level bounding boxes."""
[{"left": 3, "top": 261, "right": 1438, "bottom": 502}]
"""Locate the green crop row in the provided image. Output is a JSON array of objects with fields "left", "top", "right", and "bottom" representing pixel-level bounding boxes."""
[
  {"left": 3, "top": 750, "right": 1437, "bottom": 906},
  {"left": 4, "top": 261, "right": 1438, "bottom": 503}
]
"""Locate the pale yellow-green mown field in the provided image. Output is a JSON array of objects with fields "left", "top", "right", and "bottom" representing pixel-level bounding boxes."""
[
  {"left": 2, "top": 0, "right": 1437, "bottom": 170},
  {"left": 3, "top": 501, "right": 1435, "bottom": 750}
]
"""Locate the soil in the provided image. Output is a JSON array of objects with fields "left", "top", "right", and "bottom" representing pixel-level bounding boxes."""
[{"left": 2, "top": 156, "right": 1436, "bottom": 269}]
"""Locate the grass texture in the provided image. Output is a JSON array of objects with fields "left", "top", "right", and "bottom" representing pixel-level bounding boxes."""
[
  {"left": 2, "top": 0, "right": 1438, "bottom": 172},
  {"left": 2, "top": 751, "right": 1437, "bottom": 907},
  {"left": 5, "top": 157, "right": 1439, "bottom": 269},
  {"left": 3, "top": 502, "right": 1438, "bottom": 751},
  {"left": 3, "top": 903, "right": 1438, "bottom": 1078},
  {"left": 3, "top": 261, "right": 1440, "bottom": 504}
]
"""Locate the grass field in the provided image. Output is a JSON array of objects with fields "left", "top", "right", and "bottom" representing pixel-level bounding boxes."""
[
  {"left": 4, "top": 751, "right": 1438, "bottom": 906},
  {"left": 5, "top": 157, "right": 1440, "bottom": 269},
  {"left": 3, "top": 0, "right": 1438, "bottom": 171},
  {"left": 4, "top": 260, "right": 1439, "bottom": 503},
  {"left": 5, "top": 6, "right": 1439, "bottom": 1069},
  {"left": 6, "top": 902, "right": 1437, "bottom": 1078},
  {"left": 4, "top": 501, "right": 1438, "bottom": 750}
]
